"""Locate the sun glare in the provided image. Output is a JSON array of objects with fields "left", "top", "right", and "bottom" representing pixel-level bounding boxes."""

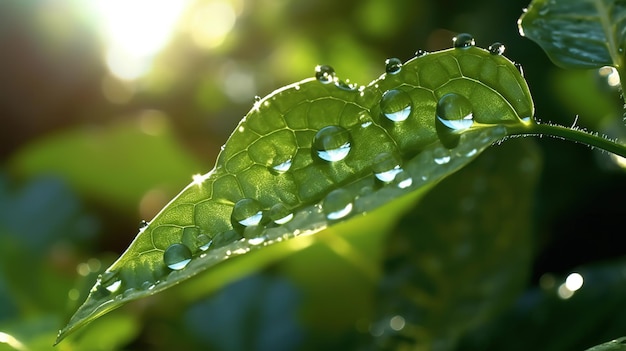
[{"left": 88, "top": 0, "right": 190, "bottom": 80}]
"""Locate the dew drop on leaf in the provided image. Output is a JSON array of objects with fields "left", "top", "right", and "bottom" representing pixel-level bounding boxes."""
[
  {"left": 436, "top": 93, "right": 475, "bottom": 148},
  {"left": 138, "top": 220, "right": 148, "bottom": 229},
  {"left": 380, "top": 89, "right": 412, "bottom": 122},
  {"left": 385, "top": 57, "right": 402, "bottom": 74},
  {"left": 393, "top": 170, "right": 413, "bottom": 189},
  {"left": 104, "top": 279, "right": 122, "bottom": 293},
  {"left": 323, "top": 189, "right": 354, "bottom": 221},
  {"left": 414, "top": 49, "right": 428, "bottom": 57},
  {"left": 335, "top": 79, "right": 358, "bottom": 91},
  {"left": 197, "top": 234, "right": 212, "bottom": 251},
  {"left": 433, "top": 147, "right": 452, "bottom": 165},
  {"left": 315, "top": 65, "right": 335, "bottom": 84},
  {"left": 452, "top": 33, "right": 475, "bottom": 48},
  {"left": 488, "top": 42, "right": 506, "bottom": 55},
  {"left": 270, "top": 158, "right": 292, "bottom": 174},
  {"left": 269, "top": 203, "right": 294, "bottom": 225},
  {"left": 514, "top": 62, "right": 524, "bottom": 77},
  {"left": 163, "top": 243, "right": 192, "bottom": 270},
  {"left": 231, "top": 198, "right": 264, "bottom": 227},
  {"left": 372, "top": 152, "right": 403, "bottom": 183},
  {"left": 313, "top": 126, "right": 352, "bottom": 162}
]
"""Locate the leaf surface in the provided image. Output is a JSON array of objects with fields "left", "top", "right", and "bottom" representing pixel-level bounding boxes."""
[
  {"left": 57, "top": 42, "right": 534, "bottom": 343},
  {"left": 518, "top": 0, "right": 626, "bottom": 69}
]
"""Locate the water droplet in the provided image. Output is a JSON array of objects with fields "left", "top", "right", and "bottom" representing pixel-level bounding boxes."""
[
  {"left": 141, "top": 281, "right": 156, "bottom": 290},
  {"left": 380, "top": 89, "right": 412, "bottom": 122},
  {"left": 415, "top": 49, "right": 428, "bottom": 57},
  {"left": 433, "top": 147, "right": 451, "bottom": 164},
  {"left": 335, "top": 79, "right": 358, "bottom": 91},
  {"left": 514, "top": 62, "right": 524, "bottom": 77},
  {"left": 394, "top": 171, "right": 413, "bottom": 189},
  {"left": 99, "top": 271, "right": 121, "bottom": 293},
  {"left": 198, "top": 234, "right": 212, "bottom": 251},
  {"left": 270, "top": 158, "right": 292, "bottom": 174},
  {"left": 313, "top": 126, "right": 352, "bottom": 162},
  {"left": 269, "top": 203, "right": 294, "bottom": 224},
  {"left": 232, "top": 198, "right": 264, "bottom": 227},
  {"left": 248, "top": 236, "right": 266, "bottom": 245},
  {"left": 435, "top": 93, "right": 474, "bottom": 148},
  {"left": 182, "top": 227, "right": 201, "bottom": 251},
  {"left": 452, "top": 33, "right": 475, "bottom": 48},
  {"left": 323, "top": 189, "right": 354, "bottom": 220},
  {"left": 243, "top": 224, "right": 264, "bottom": 240},
  {"left": 385, "top": 58, "right": 402, "bottom": 74},
  {"left": 163, "top": 243, "right": 192, "bottom": 270},
  {"left": 254, "top": 95, "right": 262, "bottom": 103},
  {"left": 138, "top": 220, "right": 148, "bottom": 229},
  {"left": 212, "top": 230, "right": 242, "bottom": 248},
  {"left": 372, "top": 152, "right": 403, "bottom": 183},
  {"left": 104, "top": 279, "right": 122, "bottom": 293},
  {"left": 315, "top": 65, "right": 335, "bottom": 84},
  {"left": 488, "top": 42, "right": 505, "bottom": 55}
]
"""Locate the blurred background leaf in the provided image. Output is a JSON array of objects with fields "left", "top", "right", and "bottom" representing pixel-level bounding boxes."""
[{"left": 0, "top": 0, "right": 625, "bottom": 350}]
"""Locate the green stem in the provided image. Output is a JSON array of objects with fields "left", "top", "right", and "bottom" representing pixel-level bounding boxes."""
[{"left": 506, "top": 120, "right": 626, "bottom": 159}]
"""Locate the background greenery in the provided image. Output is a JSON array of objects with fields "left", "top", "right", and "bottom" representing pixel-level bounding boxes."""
[{"left": 0, "top": 0, "right": 625, "bottom": 350}]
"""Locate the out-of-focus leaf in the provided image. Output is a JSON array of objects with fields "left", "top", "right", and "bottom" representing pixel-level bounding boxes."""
[
  {"left": 8, "top": 118, "right": 204, "bottom": 212},
  {"left": 518, "top": 0, "right": 625, "bottom": 69},
  {"left": 58, "top": 42, "right": 534, "bottom": 342},
  {"left": 367, "top": 138, "right": 541, "bottom": 350},
  {"left": 585, "top": 337, "right": 626, "bottom": 351}
]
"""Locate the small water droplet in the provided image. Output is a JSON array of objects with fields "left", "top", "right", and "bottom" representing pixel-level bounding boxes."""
[
  {"left": 323, "top": 189, "right": 354, "bottom": 221},
  {"left": 141, "top": 281, "right": 156, "bottom": 290},
  {"left": 385, "top": 58, "right": 402, "bottom": 74},
  {"left": 514, "top": 62, "right": 524, "bottom": 77},
  {"left": 269, "top": 203, "right": 294, "bottom": 225},
  {"left": 436, "top": 93, "right": 474, "bottom": 148},
  {"left": 415, "top": 49, "right": 428, "bottom": 57},
  {"left": 248, "top": 236, "right": 266, "bottom": 245},
  {"left": 394, "top": 171, "right": 413, "bottom": 189},
  {"left": 198, "top": 234, "right": 212, "bottom": 251},
  {"left": 315, "top": 65, "right": 335, "bottom": 84},
  {"left": 138, "top": 220, "right": 148, "bottom": 229},
  {"left": 380, "top": 89, "right": 412, "bottom": 122},
  {"left": 163, "top": 243, "right": 192, "bottom": 270},
  {"left": 452, "top": 33, "right": 475, "bottom": 48},
  {"left": 335, "top": 79, "right": 358, "bottom": 91},
  {"left": 270, "top": 158, "right": 292, "bottom": 174},
  {"left": 372, "top": 152, "right": 403, "bottom": 183},
  {"left": 313, "top": 126, "right": 352, "bottom": 162},
  {"left": 104, "top": 279, "right": 122, "bottom": 293},
  {"left": 232, "top": 198, "right": 264, "bottom": 227},
  {"left": 254, "top": 95, "right": 262, "bottom": 103},
  {"left": 433, "top": 147, "right": 451, "bottom": 164},
  {"left": 488, "top": 42, "right": 505, "bottom": 55}
]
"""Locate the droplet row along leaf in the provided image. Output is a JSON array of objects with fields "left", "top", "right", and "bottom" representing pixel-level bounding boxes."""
[{"left": 57, "top": 34, "right": 534, "bottom": 342}]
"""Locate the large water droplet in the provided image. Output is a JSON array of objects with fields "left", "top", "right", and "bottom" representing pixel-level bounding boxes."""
[
  {"left": 313, "top": 126, "right": 352, "bottom": 162},
  {"left": 163, "top": 243, "right": 192, "bottom": 270},
  {"left": 315, "top": 65, "right": 335, "bottom": 84},
  {"left": 323, "top": 189, "right": 354, "bottom": 220},
  {"left": 452, "top": 33, "right": 475, "bottom": 48},
  {"left": 436, "top": 93, "right": 474, "bottom": 148},
  {"left": 270, "top": 158, "right": 292, "bottom": 174},
  {"left": 372, "top": 152, "right": 403, "bottom": 183},
  {"left": 394, "top": 171, "right": 413, "bottom": 189},
  {"left": 380, "top": 89, "right": 412, "bottom": 122},
  {"left": 232, "top": 198, "right": 264, "bottom": 227},
  {"left": 269, "top": 203, "right": 294, "bottom": 225},
  {"left": 488, "top": 42, "right": 505, "bottom": 55},
  {"left": 385, "top": 58, "right": 402, "bottom": 74}
]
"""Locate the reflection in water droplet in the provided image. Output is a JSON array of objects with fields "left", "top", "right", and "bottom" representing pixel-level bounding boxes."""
[
  {"left": 323, "top": 189, "right": 354, "bottom": 220},
  {"left": 394, "top": 171, "right": 413, "bottom": 189},
  {"left": 385, "top": 58, "right": 402, "bottom": 74},
  {"left": 452, "top": 33, "right": 475, "bottom": 48},
  {"left": 271, "top": 158, "right": 292, "bottom": 174},
  {"left": 436, "top": 93, "right": 474, "bottom": 149},
  {"left": 488, "top": 42, "right": 505, "bottom": 55},
  {"left": 232, "top": 198, "right": 264, "bottom": 227},
  {"left": 248, "top": 236, "right": 266, "bottom": 245},
  {"left": 315, "top": 65, "right": 335, "bottom": 84},
  {"left": 433, "top": 147, "right": 451, "bottom": 164},
  {"left": 198, "top": 234, "right": 212, "bottom": 251},
  {"left": 380, "top": 89, "right": 412, "bottom": 122},
  {"left": 269, "top": 203, "right": 294, "bottom": 224},
  {"left": 163, "top": 243, "right": 192, "bottom": 270},
  {"left": 372, "top": 152, "right": 403, "bottom": 183},
  {"left": 105, "top": 279, "right": 122, "bottom": 293},
  {"left": 415, "top": 49, "right": 428, "bottom": 57},
  {"left": 514, "top": 62, "right": 524, "bottom": 77},
  {"left": 313, "top": 126, "right": 352, "bottom": 162}
]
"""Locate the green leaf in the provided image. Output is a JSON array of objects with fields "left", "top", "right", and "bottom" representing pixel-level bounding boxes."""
[
  {"left": 57, "top": 41, "right": 534, "bottom": 343},
  {"left": 518, "top": 0, "right": 626, "bottom": 69},
  {"left": 368, "top": 138, "right": 540, "bottom": 350},
  {"left": 585, "top": 338, "right": 626, "bottom": 351}
]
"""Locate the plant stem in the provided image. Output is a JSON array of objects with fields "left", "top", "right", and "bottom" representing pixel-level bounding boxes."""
[{"left": 506, "top": 121, "right": 626, "bottom": 159}]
